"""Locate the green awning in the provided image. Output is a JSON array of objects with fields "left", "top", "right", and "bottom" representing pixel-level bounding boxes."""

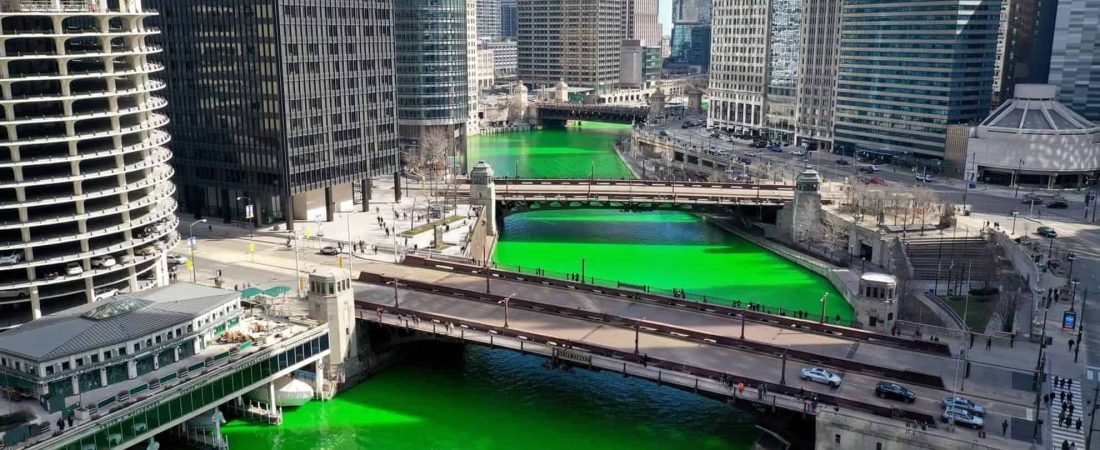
[
  {"left": 264, "top": 286, "right": 292, "bottom": 297},
  {"left": 241, "top": 287, "right": 264, "bottom": 299}
]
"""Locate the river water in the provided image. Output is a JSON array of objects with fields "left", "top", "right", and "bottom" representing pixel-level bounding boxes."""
[{"left": 209, "top": 125, "right": 851, "bottom": 450}]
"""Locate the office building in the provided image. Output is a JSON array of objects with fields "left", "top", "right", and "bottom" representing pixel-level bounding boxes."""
[
  {"left": 620, "top": 40, "right": 662, "bottom": 88},
  {"left": 501, "top": 0, "right": 518, "bottom": 38},
  {"left": 833, "top": 0, "right": 1001, "bottom": 157},
  {"left": 468, "top": 0, "right": 481, "bottom": 136},
  {"left": 478, "top": 0, "right": 501, "bottom": 40},
  {"left": 0, "top": 0, "right": 177, "bottom": 325},
  {"left": 794, "top": 0, "right": 842, "bottom": 150},
  {"left": 151, "top": 0, "right": 399, "bottom": 228},
  {"left": 478, "top": 47, "right": 497, "bottom": 90},
  {"left": 1049, "top": 0, "right": 1100, "bottom": 120},
  {"left": 486, "top": 39, "right": 518, "bottom": 81},
  {"left": 991, "top": 0, "right": 1057, "bottom": 105},
  {"left": 518, "top": 0, "right": 624, "bottom": 89},
  {"left": 708, "top": 0, "right": 801, "bottom": 141},
  {"left": 669, "top": 0, "right": 711, "bottom": 69},
  {"left": 626, "top": 0, "right": 662, "bottom": 46},
  {"left": 394, "top": 0, "right": 470, "bottom": 173}
]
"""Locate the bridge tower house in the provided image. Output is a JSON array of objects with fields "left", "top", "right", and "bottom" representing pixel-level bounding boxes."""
[
  {"left": 855, "top": 273, "right": 898, "bottom": 331},
  {"left": 470, "top": 160, "right": 497, "bottom": 236},
  {"left": 308, "top": 268, "right": 362, "bottom": 385},
  {"left": 778, "top": 168, "right": 822, "bottom": 245}
]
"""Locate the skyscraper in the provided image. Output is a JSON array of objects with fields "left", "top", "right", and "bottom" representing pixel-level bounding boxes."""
[
  {"left": 151, "top": 0, "right": 399, "bottom": 229},
  {"left": 395, "top": 0, "right": 470, "bottom": 172},
  {"left": 0, "top": 0, "right": 177, "bottom": 325},
  {"left": 1049, "top": 0, "right": 1100, "bottom": 120},
  {"left": 501, "top": 0, "right": 518, "bottom": 38},
  {"left": 518, "top": 0, "right": 624, "bottom": 89},
  {"left": 991, "top": 0, "right": 1056, "bottom": 106},
  {"left": 468, "top": 0, "right": 482, "bottom": 136},
  {"left": 669, "top": 0, "right": 711, "bottom": 69},
  {"left": 706, "top": 0, "right": 774, "bottom": 136},
  {"left": 795, "top": 0, "right": 842, "bottom": 150},
  {"left": 625, "top": 0, "right": 662, "bottom": 46},
  {"left": 478, "top": 0, "right": 502, "bottom": 40},
  {"left": 833, "top": 0, "right": 1001, "bottom": 157}
]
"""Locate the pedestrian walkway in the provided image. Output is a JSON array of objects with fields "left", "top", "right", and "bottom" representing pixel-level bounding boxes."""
[{"left": 1049, "top": 376, "right": 1085, "bottom": 450}]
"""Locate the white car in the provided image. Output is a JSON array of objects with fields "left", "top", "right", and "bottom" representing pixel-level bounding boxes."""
[
  {"left": 117, "top": 253, "right": 134, "bottom": 264},
  {"left": 0, "top": 289, "right": 29, "bottom": 300},
  {"left": 166, "top": 254, "right": 187, "bottom": 266},
  {"left": 137, "top": 245, "right": 157, "bottom": 256},
  {"left": 800, "top": 367, "right": 842, "bottom": 387},
  {"left": 65, "top": 262, "right": 83, "bottom": 276},
  {"left": 94, "top": 288, "right": 119, "bottom": 301},
  {"left": 791, "top": 150, "right": 807, "bottom": 156},
  {"left": 0, "top": 251, "right": 22, "bottom": 265},
  {"left": 942, "top": 407, "right": 984, "bottom": 429},
  {"left": 90, "top": 255, "right": 116, "bottom": 269},
  {"left": 916, "top": 174, "right": 936, "bottom": 183}
]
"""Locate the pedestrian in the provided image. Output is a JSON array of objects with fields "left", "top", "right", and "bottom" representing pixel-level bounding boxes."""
[
  {"left": 1077, "top": 418, "right": 1083, "bottom": 431},
  {"left": 66, "top": 414, "right": 73, "bottom": 428},
  {"left": 208, "top": 224, "right": 212, "bottom": 232},
  {"left": 757, "top": 384, "right": 764, "bottom": 400},
  {"left": 1068, "top": 403, "right": 1075, "bottom": 416},
  {"left": 969, "top": 332, "right": 975, "bottom": 349},
  {"left": 1061, "top": 391, "right": 1066, "bottom": 404},
  {"left": 642, "top": 353, "right": 648, "bottom": 367},
  {"left": 1069, "top": 392, "right": 1075, "bottom": 403},
  {"left": 1002, "top": 419, "right": 1009, "bottom": 436},
  {"left": 905, "top": 421, "right": 912, "bottom": 435},
  {"left": 56, "top": 417, "right": 64, "bottom": 432},
  {"left": 1010, "top": 333, "right": 1015, "bottom": 348},
  {"left": 1062, "top": 439, "right": 1069, "bottom": 450},
  {"left": 986, "top": 337, "right": 992, "bottom": 350},
  {"left": 1068, "top": 378, "right": 1074, "bottom": 390},
  {"left": 799, "top": 387, "right": 805, "bottom": 398},
  {"left": 1069, "top": 339, "right": 1075, "bottom": 352},
  {"left": 737, "top": 382, "right": 745, "bottom": 395}
]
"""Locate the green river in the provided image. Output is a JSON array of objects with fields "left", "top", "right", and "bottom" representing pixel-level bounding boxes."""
[{"left": 210, "top": 124, "right": 851, "bottom": 450}]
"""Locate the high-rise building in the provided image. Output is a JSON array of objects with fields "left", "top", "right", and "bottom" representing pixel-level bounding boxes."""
[
  {"left": 395, "top": 0, "right": 469, "bottom": 173},
  {"left": 478, "top": 47, "right": 498, "bottom": 89},
  {"left": 478, "top": 0, "right": 501, "bottom": 40},
  {"left": 468, "top": 0, "right": 481, "bottom": 137},
  {"left": 706, "top": 0, "right": 774, "bottom": 136},
  {"left": 501, "top": 0, "right": 518, "bottom": 38},
  {"left": 794, "top": 0, "right": 842, "bottom": 150},
  {"left": 625, "top": 0, "right": 662, "bottom": 46},
  {"left": 833, "top": 0, "right": 1001, "bottom": 157},
  {"left": 620, "top": 40, "right": 662, "bottom": 88},
  {"left": 486, "top": 39, "right": 519, "bottom": 81},
  {"left": 669, "top": 0, "right": 711, "bottom": 69},
  {"left": 1049, "top": 0, "right": 1100, "bottom": 120},
  {"left": 0, "top": 0, "right": 177, "bottom": 325},
  {"left": 518, "top": 0, "right": 623, "bottom": 89},
  {"left": 152, "top": 0, "right": 398, "bottom": 229},
  {"left": 992, "top": 0, "right": 1057, "bottom": 106}
]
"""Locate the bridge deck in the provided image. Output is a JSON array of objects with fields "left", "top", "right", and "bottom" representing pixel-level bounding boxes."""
[{"left": 352, "top": 261, "right": 1036, "bottom": 441}]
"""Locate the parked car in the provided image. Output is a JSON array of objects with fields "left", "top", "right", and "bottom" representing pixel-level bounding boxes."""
[
  {"left": 0, "top": 251, "right": 22, "bottom": 265},
  {"left": 942, "top": 396, "right": 985, "bottom": 417},
  {"left": 117, "top": 253, "right": 134, "bottom": 264},
  {"left": 1037, "top": 226, "right": 1057, "bottom": 238},
  {"left": 868, "top": 177, "right": 888, "bottom": 186},
  {"left": 0, "top": 289, "right": 29, "bottom": 300},
  {"left": 800, "top": 367, "right": 842, "bottom": 387},
  {"left": 916, "top": 174, "right": 935, "bottom": 183},
  {"left": 791, "top": 150, "right": 806, "bottom": 156},
  {"left": 1047, "top": 201, "right": 1069, "bottom": 209},
  {"left": 166, "top": 254, "right": 187, "bottom": 266},
  {"left": 90, "top": 255, "right": 116, "bottom": 269},
  {"left": 835, "top": 159, "right": 851, "bottom": 166},
  {"left": 738, "top": 157, "right": 753, "bottom": 166},
  {"left": 942, "top": 408, "right": 984, "bottom": 429},
  {"left": 138, "top": 245, "right": 157, "bottom": 256},
  {"left": 320, "top": 246, "right": 340, "bottom": 255},
  {"left": 875, "top": 381, "right": 916, "bottom": 403},
  {"left": 858, "top": 164, "right": 879, "bottom": 173},
  {"left": 744, "top": 151, "right": 759, "bottom": 157},
  {"left": 94, "top": 288, "right": 119, "bottom": 302},
  {"left": 65, "top": 262, "right": 83, "bottom": 276}
]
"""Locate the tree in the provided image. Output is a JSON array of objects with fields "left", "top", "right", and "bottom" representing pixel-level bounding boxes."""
[{"left": 995, "top": 290, "right": 1020, "bottom": 333}]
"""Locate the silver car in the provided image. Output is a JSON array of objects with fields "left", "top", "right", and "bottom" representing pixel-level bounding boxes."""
[
  {"left": 800, "top": 367, "right": 842, "bottom": 387},
  {"left": 942, "top": 407, "right": 984, "bottom": 429},
  {"left": 942, "top": 396, "right": 985, "bottom": 416}
]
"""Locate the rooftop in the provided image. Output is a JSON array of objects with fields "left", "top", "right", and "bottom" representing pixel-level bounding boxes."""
[
  {"left": 980, "top": 84, "right": 1098, "bottom": 134},
  {"left": 0, "top": 283, "right": 239, "bottom": 362}
]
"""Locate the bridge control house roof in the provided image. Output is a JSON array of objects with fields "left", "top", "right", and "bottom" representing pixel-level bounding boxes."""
[{"left": 0, "top": 284, "right": 242, "bottom": 410}]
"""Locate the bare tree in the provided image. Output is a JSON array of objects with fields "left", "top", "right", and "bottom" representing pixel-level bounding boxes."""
[
  {"left": 806, "top": 213, "right": 849, "bottom": 263},
  {"left": 995, "top": 290, "right": 1020, "bottom": 333}
]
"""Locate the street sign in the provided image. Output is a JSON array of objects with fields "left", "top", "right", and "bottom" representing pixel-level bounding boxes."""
[
  {"left": 248, "top": 243, "right": 255, "bottom": 253},
  {"left": 244, "top": 204, "right": 254, "bottom": 220}
]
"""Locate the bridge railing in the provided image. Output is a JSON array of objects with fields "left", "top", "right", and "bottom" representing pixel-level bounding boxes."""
[
  {"left": 358, "top": 270, "right": 947, "bottom": 389},
  {"left": 357, "top": 300, "right": 939, "bottom": 427},
  {"left": 401, "top": 254, "right": 951, "bottom": 356},
  {"left": 459, "top": 177, "right": 796, "bottom": 190}
]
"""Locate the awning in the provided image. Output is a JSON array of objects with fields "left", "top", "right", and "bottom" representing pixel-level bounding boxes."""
[
  {"left": 264, "top": 286, "right": 292, "bottom": 297},
  {"left": 240, "top": 287, "right": 264, "bottom": 300}
]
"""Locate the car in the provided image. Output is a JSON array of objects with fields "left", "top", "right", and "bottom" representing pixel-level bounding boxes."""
[
  {"left": 738, "top": 157, "right": 753, "bottom": 166},
  {"left": 117, "top": 253, "right": 134, "bottom": 264},
  {"left": 942, "top": 408, "right": 984, "bottom": 429},
  {"left": 875, "top": 381, "right": 916, "bottom": 403},
  {"left": 768, "top": 145, "right": 783, "bottom": 153},
  {"left": 1037, "top": 226, "right": 1057, "bottom": 238},
  {"left": 166, "top": 254, "right": 187, "bottom": 266},
  {"left": 320, "top": 246, "right": 340, "bottom": 255},
  {"left": 744, "top": 151, "right": 759, "bottom": 157},
  {"left": 1047, "top": 201, "right": 1069, "bottom": 209},
  {"left": 858, "top": 165, "right": 879, "bottom": 173},
  {"left": 942, "top": 396, "right": 985, "bottom": 417},
  {"left": 65, "top": 262, "right": 83, "bottom": 276},
  {"left": 835, "top": 159, "right": 850, "bottom": 166},
  {"left": 916, "top": 174, "right": 935, "bottom": 183},
  {"left": 0, "top": 289, "right": 29, "bottom": 300},
  {"left": 137, "top": 245, "right": 157, "bottom": 256},
  {"left": 791, "top": 150, "right": 806, "bottom": 156},
  {"left": 0, "top": 251, "right": 23, "bottom": 265},
  {"left": 94, "top": 288, "right": 119, "bottom": 301},
  {"left": 1023, "top": 197, "right": 1044, "bottom": 205},
  {"left": 659, "top": 130, "right": 671, "bottom": 137},
  {"left": 90, "top": 255, "right": 116, "bottom": 269},
  {"left": 868, "top": 176, "right": 888, "bottom": 186},
  {"left": 800, "top": 367, "right": 842, "bottom": 387}
]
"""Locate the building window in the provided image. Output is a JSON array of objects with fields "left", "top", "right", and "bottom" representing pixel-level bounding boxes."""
[{"left": 834, "top": 434, "right": 841, "bottom": 444}]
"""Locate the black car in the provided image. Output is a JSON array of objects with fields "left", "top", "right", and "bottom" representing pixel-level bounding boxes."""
[
  {"left": 1037, "top": 226, "right": 1057, "bottom": 238},
  {"left": 1047, "top": 201, "right": 1068, "bottom": 209},
  {"left": 835, "top": 159, "right": 851, "bottom": 166},
  {"left": 875, "top": 381, "right": 916, "bottom": 403}
]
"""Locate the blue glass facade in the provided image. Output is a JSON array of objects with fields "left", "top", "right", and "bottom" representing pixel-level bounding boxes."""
[{"left": 833, "top": 0, "right": 1001, "bottom": 157}]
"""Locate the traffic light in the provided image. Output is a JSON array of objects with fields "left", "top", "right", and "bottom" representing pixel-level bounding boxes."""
[{"left": 965, "top": 361, "right": 972, "bottom": 378}]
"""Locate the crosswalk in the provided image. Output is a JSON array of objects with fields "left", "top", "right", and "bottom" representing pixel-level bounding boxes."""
[{"left": 1050, "top": 376, "right": 1086, "bottom": 450}]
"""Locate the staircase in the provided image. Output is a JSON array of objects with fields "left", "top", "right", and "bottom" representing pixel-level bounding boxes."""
[{"left": 903, "top": 235, "right": 991, "bottom": 280}]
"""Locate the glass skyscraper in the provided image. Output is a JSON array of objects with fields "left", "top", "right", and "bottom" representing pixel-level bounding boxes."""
[
  {"left": 833, "top": 0, "right": 1001, "bottom": 157},
  {"left": 1049, "top": 0, "right": 1100, "bottom": 120},
  {"left": 669, "top": 0, "right": 712, "bottom": 69}
]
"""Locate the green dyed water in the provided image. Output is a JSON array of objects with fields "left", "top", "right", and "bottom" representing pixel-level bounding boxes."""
[
  {"left": 493, "top": 209, "right": 853, "bottom": 321},
  {"left": 467, "top": 123, "right": 635, "bottom": 179},
  {"left": 218, "top": 346, "right": 756, "bottom": 450}
]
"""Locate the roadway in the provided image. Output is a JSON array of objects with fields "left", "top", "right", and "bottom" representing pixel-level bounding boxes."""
[{"left": 490, "top": 180, "right": 796, "bottom": 204}]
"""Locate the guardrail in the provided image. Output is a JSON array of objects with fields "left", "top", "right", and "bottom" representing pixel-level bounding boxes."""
[
  {"left": 401, "top": 254, "right": 952, "bottom": 356},
  {"left": 357, "top": 300, "right": 938, "bottom": 427},
  {"left": 358, "top": 271, "right": 945, "bottom": 389},
  {"left": 456, "top": 177, "right": 795, "bottom": 191}
]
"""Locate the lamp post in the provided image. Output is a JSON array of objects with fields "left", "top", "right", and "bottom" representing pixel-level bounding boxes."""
[
  {"left": 1068, "top": 252, "right": 1078, "bottom": 283},
  {"left": 1010, "top": 210, "right": 1019, "bottom": 235},
  {"left": 187, "top": 219, "right": 207, "bottom": 283},
  {"left": 236, "top": 196, "right": 255, "bottom": 238},
  {"left": 1070, "top": 279, "right": 1080, "bottom": 311},
  {"left": 1013, "top": 158, "right": 1023, "bottom": 198},
  {"left": 1047, "top": 234, "right": 1056, "bottom": 259},
  {"left": 499, "top": 293, "right": 516, "bottom": 328},
  {"left": 388, "top": 278, "right": 404, "bottom": 308},
  {"left": 819, "top": 293, "right": 828, "bottom": 324}
]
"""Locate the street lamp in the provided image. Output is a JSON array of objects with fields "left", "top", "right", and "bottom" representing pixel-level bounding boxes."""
[
  {"left": 1070, "top": 279, "right": 1080, "bottom": 311},
  {"left": 236, "top": 196, "right": 256, "bottom": 238},
  {"left": 1010, "top": 210, "right": 1019, "bottom": 235},
  {"left": 499, "top": 293, "right": 517, "bottom": 328},
  {"left": 387, "top": 278, "right": 405, "bottom": 308},
  {"left": 1067, "top": 252, "right": 1078, "bottom": 282},
  {"left": 819, "top": 293, "right": 829, "bottom": 324},
  {"left": 187, "top": 219, "right": 207, "bottom": 283},
  {"left": 1047, "top": 234, "right": 1056, "bottom": 259}
]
